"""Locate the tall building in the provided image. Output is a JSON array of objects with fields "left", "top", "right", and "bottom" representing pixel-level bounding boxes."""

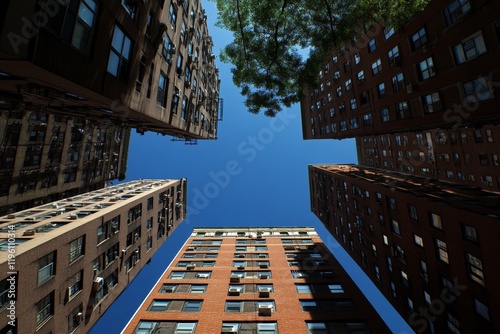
[
  {"left": 309, "top": 164, "right": 500, "bottom": 333},
  {"left": 300, "top": 0, "right": 500, "bottom": 140},
  {"left": 0, "top": 0, "right": 221, "bottom": 141},
  {"left": 0, "top": 178, "right": 187, "bottom": 334},
  {"left": 0, "top": 111, "right": 130, "bottom": 215},
  {"left": 355, "top": 124, "right": 500, "bottom": 191},
  {"left": 121, "top": 227, "right": 390, "bottom": 334}
]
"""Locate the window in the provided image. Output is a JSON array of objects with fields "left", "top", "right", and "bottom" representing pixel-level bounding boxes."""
[
  {"left": 371, "top": 59, "right": 382, "bottom": 75},
  {"left": 474, "top": 298, "right": 490, "bottom": 321},
  {"left": 68, "top": 270, "right": 83, "bottom": 299},
  {"left": 422, "top": 92, "right": 442, "bottom": 114},
  {"left": 296, "top": 284, "right": 312, "bottom": 293},
  {"left": 148, "top": 300, "right": 170, "bottom": 311},
  {"left": 385, "top": 27, "right": 395, "bottom": 39},
  {"left": 221, "top": 322, "right": 277, "bottom": 334},
  {"left": 190, "top": 284, "right": 207, "bottom": 293},
  {"left": 345, "top": 79, "right": 352, "bottom": 91},
  {"left": 349, "top": 118, "right": 359, "bottom": 129},
  {"left": 336, "top": 86, "right": 342, "bottom": 97},
  {"left": 377, "top": 82, "right": 386, "bottom": 98},
  {"left": 430, "top": 213, "right": 442, "bottom": 229},
  {"left": 162, "top": 34, "right": 174, "bottom": 62},
  {"left": 107, "top": 25, "right": 132, "bottom": 81},
  {"left": 368, "top": 38, "right": 377, "bottom": 52},
  {"left": 466, "top": 253, "right": 484, "bottom": 285},
  {"left": 453, "top": 32, "right": 486, "bottom": 64},
  {"left": 391, "top": 220, "right": 400, "bottom": 235},
  {"left": 408, "top": 205, "right": 418, "bottom": 220},
  {"left": 157, "top": 71, "right": 168, "bottom": 107},
  {"left": 463, "top": 76, "right": 494, "bottom": 105},
  {"left": 419, "top": 57, "right": 436, "bottom": 80},
  {"left": 36, "top": 292, "right": 54, "bottom": 327},
  {"left": 354, "top": 53, "right": 361, "bottom": 64},
  {"left": 388, "top": 45, "right": 400, "bottom": 65},
  {"left": 339, "top": 121, "right": 347, "bottom": 132},
  {"left": 444, "top": 0, "right": 471, "bottom": 26},
  {"left": 69, "top": 236, "right": 84, "bottom": 262},
  {"left": 45, "top": 0, "right": 98, "bottom": 54},
  {"left": 36, "top": 251, "right": 56, "bottom": 286},
  {"left": 134, "top": 321, "right": 197, "bottom": 334},
  {"left": 357, "top": 70, "right": 365, "bottom": 83},
  {"left": 362, "top": 114, "right": 373, "bottom": 126},
  {"left": 169, "top": 3, "right": 177, "bottom": 27},
  {"left": 414, "top": 234, "right": 424, "bottom": 247},
  {"left": 392, "top": 73, "right": 404, "bottom": 92},
  {"left": 350, "top": 98, "right": 357, "bottom": 110},
  {"left": 435, "top": 239, "right": 449, "bottom": 264},
  {"left": 411, "top": 27, "right": 427, "bottom": 51},
  {"left": 396, "top": 101, "right": 410, "bottom": 119}
]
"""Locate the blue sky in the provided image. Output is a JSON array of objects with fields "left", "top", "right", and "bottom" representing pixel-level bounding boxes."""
[{"left": 89, "top": 2, "right": 413, "bottom": 333}]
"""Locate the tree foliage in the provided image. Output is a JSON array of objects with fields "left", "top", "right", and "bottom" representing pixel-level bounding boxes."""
[{"left": 210, "top": 0, "right": 429, "bottom": 117}]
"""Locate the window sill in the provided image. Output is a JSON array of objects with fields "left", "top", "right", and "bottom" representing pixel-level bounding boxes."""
[{"left": 36, "top": 315, "right": 53, "bottom": 332}]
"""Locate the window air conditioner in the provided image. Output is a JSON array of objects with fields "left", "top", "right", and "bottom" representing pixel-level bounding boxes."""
[
  {"left": 75, "top": 312, "right": 83, "bottom": 323},
  {"left": 228, "top": 288, "right": 240, "bottom": 296},
  {"left": 187, "top": 264, "right": 196, "bottom": 270},
  {"left": 259, "top": 288, "right": 270, "bottom": 297},
  {"left": 259, "top": 274, "right": 269, "bottom": 279},
  {"left": 93, "top": 277, "right": 104, "bottom": 290},
  {"left": 230, "top": 276, "right": 241, "bottom": 283},
  {"left": 196, "top": 273, "right": 209, "bottom": 279},
  {"left": 258, "top": 306, "right": 272, "bottom": 316}
]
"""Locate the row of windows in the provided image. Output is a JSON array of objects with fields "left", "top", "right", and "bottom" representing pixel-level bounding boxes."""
[
  {"left": 310, "top": 73, "right": 494, "bottom": 137},
  {"left": 133, "top": 321, "right": 370, "bottom": 334},
  {"left": 156, "top": 283, "right": 344, "bottom": 295}
]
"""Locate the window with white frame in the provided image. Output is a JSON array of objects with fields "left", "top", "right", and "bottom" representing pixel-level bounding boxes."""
[
  {"left": 453, "top": 31, "right": 486, "bottom": 64},
  {"left": 38, "top": 252, "right": 56, "bottom": 286},
  {"left": 69, "top": 236, "right": 84, "bottom": 262}
]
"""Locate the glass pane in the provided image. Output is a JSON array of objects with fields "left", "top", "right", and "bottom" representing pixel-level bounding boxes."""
[
  {"left": 122, "top": 37, "right": 131, "bottom": 60},
  {"left": 107, "top": 52, "right": 119, "bottom": 76},
  {"left": 78, "top": 2, "right": 95, "bottom": 27},
  {"left": 111, "top": 26, "right": 124, "bottom": 52}
]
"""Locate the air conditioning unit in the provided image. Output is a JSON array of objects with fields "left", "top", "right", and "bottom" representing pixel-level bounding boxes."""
[
  {"left": 93, "top": 277, "right": 104, "bottom": 290},
  {"left": 22, "top": 230, "right": 36, "bottom": 236},
  {"left": 237, "top": 254, "right": 245, "bottom": 258},
  {"left": 228, "top": 288, "right": 240, "bottom": 296},
  {"left": 258, "top": 306, "right": 272, "bottom": 316},
  {"left": 164, "top": 287, "right": 174, "bottom": 293},
  {"left": 259, "top": 288, "right": 270, "bottom": 297},
  {"left": 230, "top": 276, "right": 241, "bottom": 283},
  {"left": 176, "top": 68, "right": 184, "bottom": 76},
  {"left": 196, "top": 273, "right": 209, "bottom": 279},
  {"left": 187, "top": 264, "right": 196, "bottom": 270},
  {"left": 74, "top": 312, "right": 83, "bottom": 323},
  {"left": 221, "top": 329, "right": 238, "bottom": 333},
  {"left": 237, "top": 265, "right": 245, "bottom": 270},
  {"left": 258, "top": 254, "right": 266, "bottom": 258},
  {"left": 187, "top": 246, "right": 195, "bottom": 251},
  {"left": 259, "top": 274, "right": 269, "bottom": 279},
  {"left": 259, "top": 263, "right": 269, "bottom": 269}
]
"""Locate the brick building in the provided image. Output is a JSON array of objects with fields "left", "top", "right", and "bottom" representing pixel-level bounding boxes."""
[
  {"left": 0, "top": 0, "right": 221, "bottom": 141},
  {"left": 0, "top": 178, "right": 186, "bottom": 334},
  {"left": 0, "top": 111, "right": 130, "bottom": 215},
  {"left": 309, "top": 164, "right": 500, "bottom": 333},
  {"left": 300, "top": 0, "right": 500, "bottom": 140},
  {"left": 356, "top": 124, "right": 500, "bottom": 191},
  {"left": 121, "top": 227, "right": 390, "bottom": 334}
]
